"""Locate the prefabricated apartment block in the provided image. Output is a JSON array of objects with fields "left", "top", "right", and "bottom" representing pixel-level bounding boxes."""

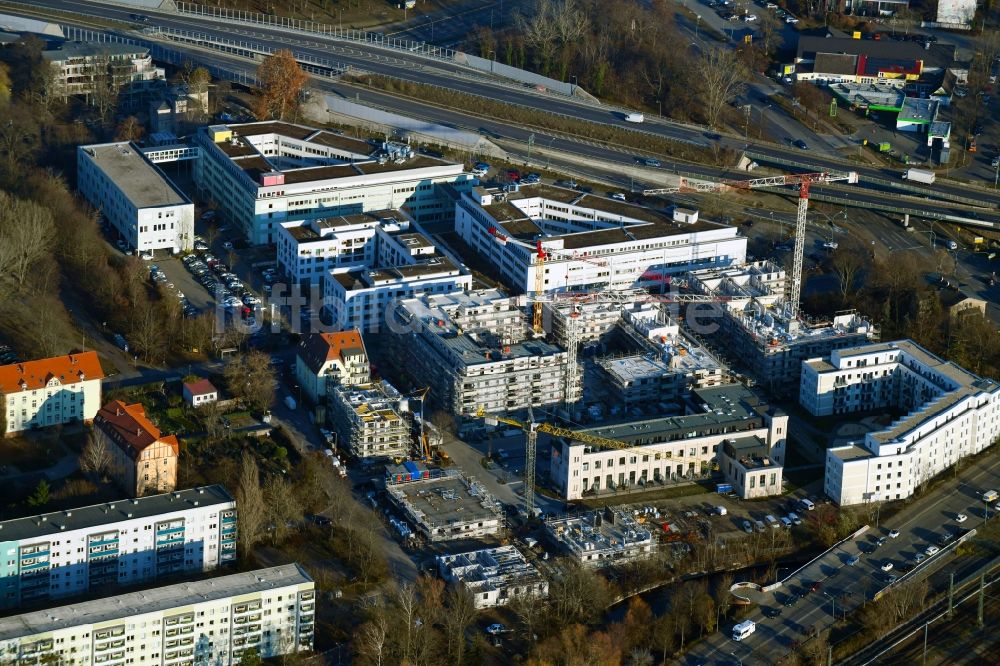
[
  {"left": 329, "top": 380, "right": 412, "bottom": 460},
  {"left": 437, "top": 545, "right": 548, "bottom": 609},
  {"left": 545, "top": 508, "right": 655, "bottom": 566},
  {"left": 454, "top": 184, "right": 746, "bottom": 295},
  {"left": 802, "top": 340, "right": 1000, "bottom": 505},
  {"left": 0, "top": 564, "right": 314, "bottom": 666},
  {"left": 0, "top": 486, "right": 236, "bottom": 609},
  {"left": 389, "top": 290, "right": 579, "bottom": 415},
  {"left": 386, "top": 471, "right": 503, "bottom": 542},
  {"left": 77, "top": 142, "right": 194, "bottom": 254},
  {"left": 550, "top": 384, "right": 788, "bottom": 500},
  {"left": 194, "top": 121, "right": 475, "bottom": 245}
]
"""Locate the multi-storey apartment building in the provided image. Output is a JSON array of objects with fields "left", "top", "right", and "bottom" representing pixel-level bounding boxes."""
[
  {"left": 93, "top": 400, "right": 179, "bottom": 497},
  {"left": 0, "top": 352, "right": 104, "bottom": 436},
  {"left": 77, "top": 142, "right": 195, "bottom": 254},
  {"left": 193, "top": 121, "right": 475, "bottom": 245},
  {"left": 294, "top": 330, "right": 371, "bottom": 404},
  {"left": 0, "top": 485, "right": 236, "bottom": 609},
  {"left": 802, "top": 340, "right": 1000, "bottom": 505},
  {"left": 389, "top": 290, "right": 579, "bottom": 415},
  {"left": 42, "top": 41, "right": 163, "bottom": 99},
  {"left": 329, "top": 380, "right": 411, "bottom": 460},
  {"left": 550, "top": 385, "right": 788, "bottom": 500},
  {"left": 0, "top": 564, "right": 314, "bottom": 666}
]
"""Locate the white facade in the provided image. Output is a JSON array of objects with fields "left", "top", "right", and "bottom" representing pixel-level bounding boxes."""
[
  {"left": 0, "top": 486, "right": 236, "bottom": 609},
  {"left": 455, "top": 186, "right": 746, "bottom": 295},
  {"left": 551, "top": 385, "right": 788, "bottom": 501},
  {"left": 321, "top": 219, "right": 472, "bottom": 333},
  {"left": 194, "top": 122, "right": 475, "bottom": 245},
  {"left": 801, "top": 340, "right": 1000, "bottom": 505},
  {"left": 390, "top": 290, "right": 578, "bottom": 415},
  {"left": 437, "top": 546, "right": 548, "bottom": 609},
  {"left": 43, "top": 41, "right": 163, "bottom": 99},
  {"left": 546, "top": 509, "right": 655, "bottom": 566},
  {"left": 78, "top": 142, "right": 194, "bottom": 254},
  {"left": 0, "top": 564, "right": 314, "bottom": 666},
  {"left": 0, "top": 352, "right": 104, "bottom": 436}
]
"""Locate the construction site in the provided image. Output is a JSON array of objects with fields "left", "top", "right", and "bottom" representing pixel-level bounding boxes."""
[
  {"left": 436, "top": 545, "right": 548, "bottom": 609},
  {"left": 545, "top": 507, "right": 656, "bottom": 566},
  {"left": 329, "top": 379, "right": 412, "bottom": 460},
  {"left": 385, "top": 470, "right": 504, "bottom": 542}
]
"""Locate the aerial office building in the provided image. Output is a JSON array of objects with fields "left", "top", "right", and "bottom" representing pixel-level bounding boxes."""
[{"left": 194, "top": 121, "right": 475, "bottom": 245}]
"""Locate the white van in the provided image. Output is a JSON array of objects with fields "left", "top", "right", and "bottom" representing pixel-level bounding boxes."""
[
  {"left": 765, "top": 514, "right": 779, "bottom": 529},
  {"left": 716, "top": 506, "right": 728, "bottom": 516},
  {"left": 800, "top": 498, "right": 816, "bottom": 511},
  {"left": 733, "top": 620, "right": 756, "bottom": 641},
  {"left": 983, "top": 490, "right": 999, "bottom": 503},
  {"left": 625, "top": 112, "right": 645, "bottom": 123}
]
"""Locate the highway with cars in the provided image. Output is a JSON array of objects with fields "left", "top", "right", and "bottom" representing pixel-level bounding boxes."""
[
  {"left": 681, "top": 454, "right": 1000, "bottom": 665},
  {"left": 17, "top": 0, "right": 1000, "bottom": 221}
]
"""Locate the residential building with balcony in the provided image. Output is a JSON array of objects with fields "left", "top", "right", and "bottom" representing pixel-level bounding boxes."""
[
  {"left": 294, "top": 329, "right": 370, "bottom": 404},
  {"left": 802, "top": 340, "right": 1000, "bottom": 505},
  {"left": 42, "top": 41, "right": 163, "bottom": 99},
  {"left": 0, "top": 485, "right": 236, "bottom": 610},
  {"left": 0, "top": 564, "right": 314, "bottom": 666}
]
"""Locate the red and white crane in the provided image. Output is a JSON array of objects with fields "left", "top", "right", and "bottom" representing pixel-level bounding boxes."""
[{"left": 644, "top": 170, "right": 859, "bottom": 318}]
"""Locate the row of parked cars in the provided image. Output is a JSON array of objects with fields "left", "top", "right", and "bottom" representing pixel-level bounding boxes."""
[
  {"left": 149, "top": 265, "right": 197, "bottom": 317},
  {"left": 182, "top": 251, "right": 260, "bottom": 312}
]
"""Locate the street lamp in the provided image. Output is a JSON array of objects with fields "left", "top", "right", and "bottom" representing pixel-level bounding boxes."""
[
  {"left": 488, "top": 49, "right": 496, "bottom": 75},
  {"left": 823, "top": 591, "right": 837, "bottom": 619},
  {"left": 570, "top": 75, "right": 577, "bottom": 96},
  {"left": 695, "top": 15, "right": 701, "bottom": 40}
]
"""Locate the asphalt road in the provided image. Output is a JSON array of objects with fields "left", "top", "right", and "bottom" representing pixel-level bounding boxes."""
[
  {"left": 680, "top": 451, "right": 1000, "bottom": 665},
  {"left": 27, "top": 0, "right": 1000, "bottom": 215}
]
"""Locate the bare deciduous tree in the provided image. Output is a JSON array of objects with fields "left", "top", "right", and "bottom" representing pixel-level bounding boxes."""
[
  {"left": 0, "top": 190, "right": 56, "bottom": 289},
  {"left": 264, "top": 474, "right": 302, "bottom": 544},
  {"left": 444, "top": 585, "right": 477, "bottom": 665},
  {"left": 235, "top": 451, "right": 266, "bottom": 557},
  {"left": 224, "top": 350, "right": 276, "bottom": 413},
  {"left": 696, "top": 47, "right": 748, "bottom": 128},
  {"left": 79, "top": 434, "right": 114, "bottom": 479}
]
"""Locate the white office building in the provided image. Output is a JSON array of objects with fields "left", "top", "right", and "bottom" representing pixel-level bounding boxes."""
[
  {"left": 436, "top": 545, "right": 548, "bottom": 609},
  {"left": 802, "top": 340, "right": 1000, "bottom": 506},
  {"left": 550, "top": 385, "right": 788, "bottom": 500},
  {"left": 454, "top": 184, "right": 746, "bottom": 296},
  {"left": 0, "top": 352, "right": 104, "bottom": 436},
  {"left": 0, "top": 563, "right": 314, "bottom": 666},
  {"left": 322, "top": 215, "right": 472, "bottom": 332},
  {"left": 0, "top": 486, "right": 237, "bottom": 609},
  {"left": 77, "top": 142, "right": 194, "bottom": 254},
  {"left": 193, "top": 122, "right": 476, "bottom": 245}
]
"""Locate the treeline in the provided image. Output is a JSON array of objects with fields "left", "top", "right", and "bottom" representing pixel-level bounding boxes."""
[
  {"left": 469, "top": 0, "right": 781, "bottom": 126},
  {"left": 0, "top": 38, "right": 215, "bottom": 366}
]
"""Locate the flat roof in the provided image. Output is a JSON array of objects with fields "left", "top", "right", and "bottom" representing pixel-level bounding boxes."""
[
  {"left": 230, "top": 121, "right": 314, "bottom": 140},
  {"left": 43, "top": 41, "right": 147, "bottom": 61},
  {"left": 899, "top": 97, "right": 937, "bottom": 123},
  {"left": 389, "top": 475, "right": 498, "bottom": 530},
  {"left": 306, "top": 130, "right": 372, "bottom": 154},
  {"left": 354, "top": 156, "right": 442, "bottom": 175},
  {"left": 831, "top": 443, "right": 872, "bottom": 462},
  {"left": 82, "top": 143, "right": 188, "bottom": 209},
  {"left": 280, "top": 163, "right": 360, "bottom": 183},
  {"left": 0, "top": 564, "right": 311, "bottom": 641},
  {"left": 0, "top": 486, "right": 234, "bottom": 543}
]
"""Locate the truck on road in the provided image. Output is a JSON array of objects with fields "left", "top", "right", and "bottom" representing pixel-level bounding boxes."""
[{"left": 902, "top": 168, "right": 936, "bottom": 185}]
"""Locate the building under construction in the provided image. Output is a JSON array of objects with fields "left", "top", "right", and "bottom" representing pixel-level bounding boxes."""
[
  {"left": 389, "top": 290, "right": 580, "bottom": 416},
  {"left": 436, "top": 545, "right": 548, "bottom": 609},
  {"left": 329, "top": 379, "right": 411, "bottom": 460},
  {"left": 386, "top": 470, "right": 504, "bottom": 542},
  {"left": 684, "top": 262, "right": 878, "bottom": 393},
  {"left": 545, "top": 508, "right": 655, "bottom": 566}
]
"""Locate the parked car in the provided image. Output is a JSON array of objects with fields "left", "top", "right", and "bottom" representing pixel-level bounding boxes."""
[
  {"left": 888, "top": 529, "right": 900, "bottom": 538},
  {"left": 846, "top": 554, "right": 860, "bottom": 566},
  {"left": 793, "top": 139, "right": 809, "bottom": 150},
  {"left": 194, "top": 240, "right": 209, "bottom": 251},
  {"left": 222, "top": 241, "right": 234, "bottom": 250},
  {"left": 914, "top": 552, "right": 925, "bottom": 564},
  {"left": 741, "top": 520, "right": 754, "bottom": 534},
  {"left": 880, "top": 561, "right": 894, "bottom": 572},
  {"left": 788, "top": 512, "right": 802, "bottom": 525},
  {"left": 610, "top": 192, "right": 627, "bottom": 201},
  {"left": 956, "top": 513, "right": 968, "bottom": 523},
  {"left": 925, "top": 545, "right": 940, "bottom": 556},
  {"left": 522, "top": 172, "right": 541, "bottom": 184}
]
